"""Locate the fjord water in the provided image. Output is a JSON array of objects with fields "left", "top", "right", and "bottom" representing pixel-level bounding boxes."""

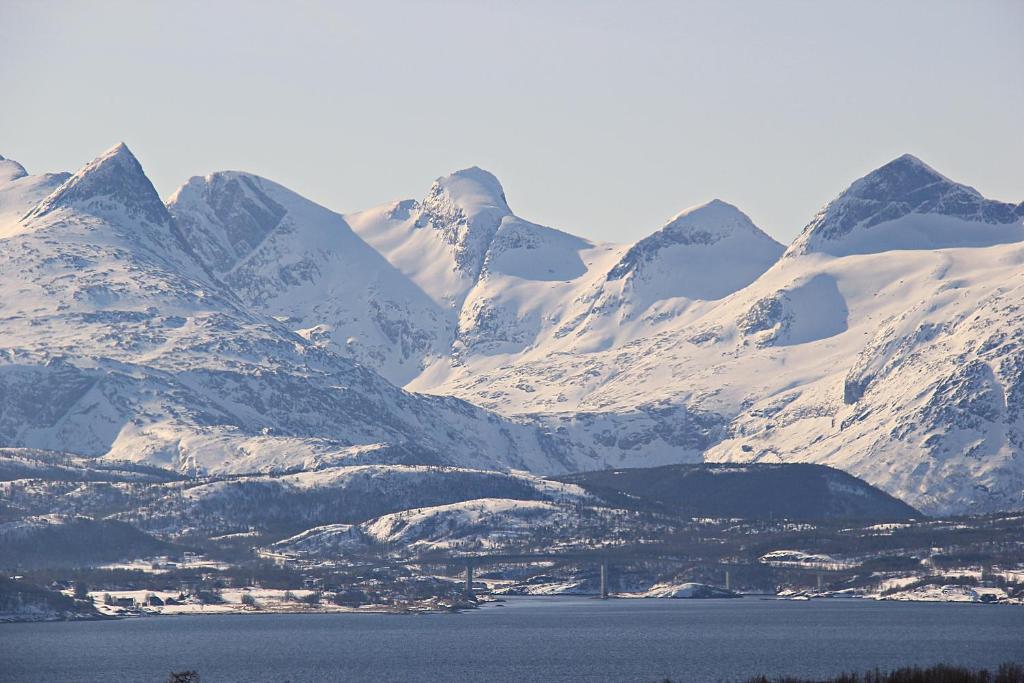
[{"left": 3, "top": 598, "right": 1023, "bottom": 683}]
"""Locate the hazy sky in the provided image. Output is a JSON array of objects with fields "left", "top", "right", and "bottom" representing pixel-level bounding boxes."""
[{"left": 1, "top": 0, "right": 1021, "bottom": 244}]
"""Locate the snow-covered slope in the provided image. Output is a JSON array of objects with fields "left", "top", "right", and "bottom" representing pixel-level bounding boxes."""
[
  {"left": 705, "top": 240, "right": 1024, "bottom": 514},
  {"left": 3, "top": 143, "right": 1023, "bottom": 515},
  {"left": 350, "top": 170, "right": 784, "bottom": 403},
  {"left": 415, "top": 155, "right": 1024, "bottom": 513},
  {"left": 167, "top": 172, "right": 452, "bottom": 384},
  {"left": 0, "top": 145, "right": 578, "bottom": 476},
  {"left": 0, "top": 154, "right": 70, "bottom": 237}
]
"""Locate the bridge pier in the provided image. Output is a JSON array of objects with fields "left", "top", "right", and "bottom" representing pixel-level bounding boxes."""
[{"left": 599, "top": 558, "right": 608, "bottom": 599}]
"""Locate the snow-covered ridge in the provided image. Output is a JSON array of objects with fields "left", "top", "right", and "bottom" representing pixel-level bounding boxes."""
[
  {"left": 168, "top": 170, "right": 453, "bottom": 383},
  {"left": 368, "top": 175, "right": 791, "bottom": 396}
]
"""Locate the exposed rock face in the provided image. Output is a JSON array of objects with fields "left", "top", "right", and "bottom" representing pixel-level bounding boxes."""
[
  {"left": 170, "top": 173, "right": 287, "bottom": 275},
  {"left": 415, "top": 167, "right": 510, "bottom": 283},
  {"left": 790, "top": 154, "right": 1024, "bottom": 256},
  {"left": 169, "top": 170, "right": 454, "bottom": 384},
  {"left": 26, "top": 143, "right": 173, "bottom": 227}
]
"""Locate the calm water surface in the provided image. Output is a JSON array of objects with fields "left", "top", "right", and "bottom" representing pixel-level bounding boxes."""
[{"left": 2, "top": 597, "right": 1023, "bottom": 682}]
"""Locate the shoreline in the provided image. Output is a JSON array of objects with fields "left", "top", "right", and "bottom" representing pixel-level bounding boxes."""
[{"left": 4, "top": 590, "right": 1021, "bottom": 625}]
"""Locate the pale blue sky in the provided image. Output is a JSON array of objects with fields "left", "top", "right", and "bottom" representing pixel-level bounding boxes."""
[{"left": 1, "top": 0, "right": 1021, "bottom": 243}]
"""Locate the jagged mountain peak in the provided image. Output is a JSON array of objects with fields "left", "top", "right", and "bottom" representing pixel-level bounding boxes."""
[
  {"left": 24, "top": 142, "right": 170, "bottom": 226},
  {"left": 347, "top": 167, "right": 572, "bottom": 314},
  {"left": 102, "top": 141, "right": 132, "bottom": 159},
  {"left": 790, "top": 154, "right": 1024, "bottom": 256},
  {"left": 407, "top": 166, "right": 515, "bottom": 293},
  {"left": 674, "top": 197, "right": 740, "bottom": 215},
  {"left": 849, "top": 153, "right": 963, "bottom": 201}
]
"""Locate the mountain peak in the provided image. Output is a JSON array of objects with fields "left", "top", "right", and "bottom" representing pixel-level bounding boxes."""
[
  {"left": 606, "top": 199, "right": 783, "bottom": 285},
  {"left": 24, "top": 142, "right": 170, "bottom": 225},
  {"left": 414, "top": 166, "right": 513, "bottom": 283},
  {"left": 102, "top": 141, "right": 133, "bottom": 160},
  {"left": 888, "top": 152, "right": 939, "bottom": 171},
  {"left": 666, "top": 198, "right": 753, "bottom": 228},
  {"left": 429, "top": 166, "right": 510, "bottom": 216},
  {"left": 859, "top": 153, "right": 955, "bottom": 192},
  {"left": 0, "top": 154, "right": 29, "bottom": 183},
  {"left": 167, "top": 171, "right": 290, "bottom": 276},
  {"left": 790, "top": 155, "right": 1024, "bottom": 256}
]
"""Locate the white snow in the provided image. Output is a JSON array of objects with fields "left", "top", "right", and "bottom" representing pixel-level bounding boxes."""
[
  {"left": 642, "top": 582, "right": 735, "bottom": 598},
  {"left": 759, "top": 550, "right": 859, "bottom": 570},
  {"left": 168, "top": 172, "right": 453, "bottom": 384},
  {"left": 0, "top": 154, "right": 69, "bottom": 237},
  {"left": 2, "top": 144, "right": 1023, "bottom": 515},
  {"left": 0, "top": 145, "right": 584, "bottom": 478}
]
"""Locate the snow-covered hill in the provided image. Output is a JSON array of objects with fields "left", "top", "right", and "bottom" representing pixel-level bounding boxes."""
[{"left": 117, "top": 465, "right": 589, "bottom": 537}]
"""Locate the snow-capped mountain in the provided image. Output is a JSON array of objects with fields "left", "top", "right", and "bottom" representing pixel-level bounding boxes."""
[
  {"left": 167, "top": 171, "right": 452, "bottom": 384},
  {"left": 351, "top": 171, "right": 784, "bottom": 402},
  {"left": 1, "top": 142, "right": 1022, "bottom": 515},
  {"left": 410, "top": 155, "right": 1024, "bottom": 513},
  {"left": 789, "top": 154, "right": 1024, "bottom": 256},
  {"left": 0, "top": 144, "right": 578, "bottom": 477},
  {"left": 605, "top": 199, "right": 785, "bottom": 301}
]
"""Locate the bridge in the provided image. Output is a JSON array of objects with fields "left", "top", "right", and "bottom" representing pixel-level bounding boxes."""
[{"left": 399, "top": 550, "right": 719, "bottom": 599}]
